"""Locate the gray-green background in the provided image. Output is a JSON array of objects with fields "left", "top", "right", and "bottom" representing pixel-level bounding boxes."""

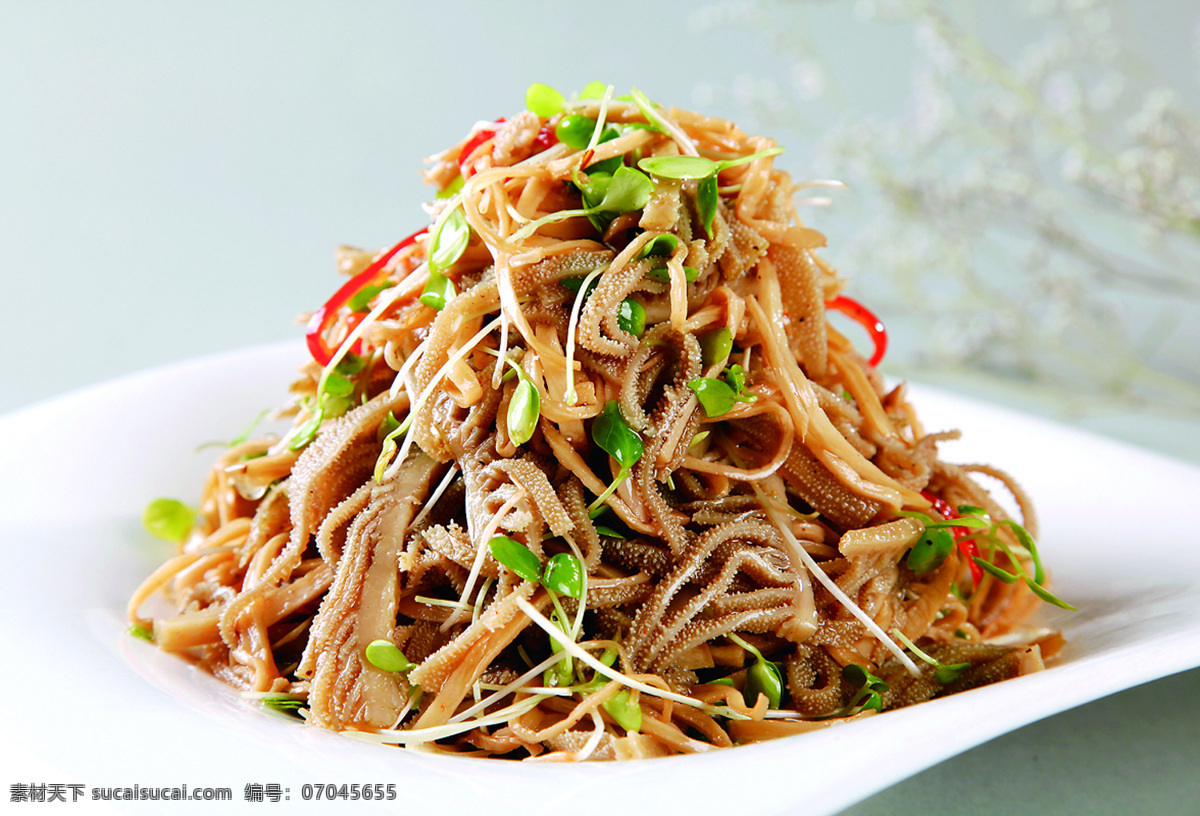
[{"left": 3, "top": 2, "right": 1197, "bottom": 813}]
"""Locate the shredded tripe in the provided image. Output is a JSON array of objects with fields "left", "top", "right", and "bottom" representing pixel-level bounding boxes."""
[{"left": 129, "top": 84, "right": 1065, "bottom": 761}]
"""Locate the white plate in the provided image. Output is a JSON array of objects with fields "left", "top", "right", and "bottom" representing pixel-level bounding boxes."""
[{"left": 2, "top": 342, "right": 1198, "bottom": 815}]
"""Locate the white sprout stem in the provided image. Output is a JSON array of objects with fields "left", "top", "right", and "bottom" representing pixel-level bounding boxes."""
[
  {"left": 388, "top": 690, "right": 418, "bottom": 730},
  {"left": 563, "top": 534, "right": 589, "bottom": 642},
  {"left": 576, "top": 709, "right": 607, "bottom": 761},
  {"left": 585, "top": 85, "right": 615, "bottom": 153},
  {"left": 320, "top": 258, "right": 428, "bottom": 394},
  {"left": 795, "top": 179, "right": 847, "bottom": 190},
  {"left": 563, "top": 265, "right": 605, "bottom": 406},
  {"left": 754, "top": 485, "right": 921, "bottom": 676},
  {"left": 413, "top": 596, "right": 473, "bottom": 612},
  {"left": 447, "top": 650, "right": 568, "bottom": 725},
  {"left": 441, "top": 484, "right": 528, "bottom": 631},
  {"left": 407, "top": 464, "right": 459, "bottom": 531},
  {"left": 514, "top": 597, "right": 747, "bottom": 720},
  {"left": 472, "top": 577, "right": 493, "bottom": 625},
  {"left": 354, "top": 694, "right": 548, "bottom": 746},
  {"left": 630, "top": 87, "right": 698, "bottom": 157},
  {"left": 387, "top": 316, "right": 503, "bottom": 479},
  {"left": 508, "top": 207, "right": 590, "bottom": 244},
  {"left": 388, "top": 337, "right": 427, "bottom": 399}
]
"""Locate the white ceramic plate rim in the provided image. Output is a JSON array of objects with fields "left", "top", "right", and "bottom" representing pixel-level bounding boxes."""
[{"left": 2, "top": 341, "right": 1198, "bottom": 816}]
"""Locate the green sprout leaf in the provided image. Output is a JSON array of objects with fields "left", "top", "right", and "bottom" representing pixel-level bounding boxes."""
[
  {"left": 429, "top": 207, "right": 471, "bottom": 273},
  {"left": 637, "top": 155, "right": 718, "bottom": 180},
  {"left": 687, "top": 376, "right": 755, "bottom": 418},
  {"left": 334, "top": 352, "right": 367, "bottom": 376},
  {"left": 322, "top": 371, "right": 355, "bottom": 399},
  {"left": 601, "top": 688, "right": 642, "bottom": 732},
  {"left": 364, "top": 639, "right": 415, "bottom": 673},
  {"left": 128, "top": 624, "right": 153, "bottom": 642},
  {"left": 591, "top": 401, "right": 644, "bottom": 472},
  {"left": 578, "top": 81, "right": 607, "bottom": 100},
  {"left": 594, "top": 165, "right": 654, "bottom": 214},
  {"left": 419, "top": 270, "right": 456, "bottom": 311},
  {"left": 526, "top": 82, "right": 565, "bottom": 118},
  {"left": 891, "top": 628, "right": 972, "bottom": 685},
  {"left": 514, "top": 164, "right": 651, "bottom": 241},
  {"left": 635, "top": 233, "right": 679, "bottom": 259},
  {"left": 843, "top": 664, "right": 889, "bottom": 713},
  {"left": 906, "top": 527, "right": 955, "bottom": 575},
  {"left": 488, "top": 535, "right": 542, "bottom": 582},
  {"left": 587, "top": 401, "right": 644, "bottom": 512},
  {"left": 934, "top": 663, "right": 972, "bottom": 684},
  {"left": 542, "top": 552, "right": 584, "bottom": 599},
  {"left": 560, "top": 274, "right": 601, "bottom": 299},
  {"left": 260, "top": 696, "right": 307, "bottom": 714},
  {"left": 744, "top": 658, "right": 784, "bottom": 709},
  {"left": 647, "top": 265, "right": 699, "bottom": 284},
  {"left": 437, "top": 173, "right": 465, "bottom": 199},
  {"left": 725, "top": 363, "right": 748, "bottom": 394},
  {"left": 507, "top": 377, "right": 541, "bottom": 447},
  {"left": 701, "top": 327, "right": 733, "bottom": 367},
  {"left": 584, "top": 128, "right": 623, "bottom": 175},
  {"left": 617, "top": 298, "right": 646, "bottom": 337},
  {"left": 347, "top": 282, "right": 395, "bottom": 314},
  {"left": 698, "top": 173, "right": 718, "bottom": 236},
  {"left": 377, "top": 410, "right": 401, "bottom": 442},
  {"left": 544, "top": 608, "right": 575, "bottom": 688},
  {"left": 142, "top": 498, "right": 196, "bottom": 543},
  {"left": 638, "top": 146, "right": 785, "bottom": 180}
]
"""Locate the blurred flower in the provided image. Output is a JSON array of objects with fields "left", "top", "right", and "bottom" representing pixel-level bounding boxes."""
[{"left": 696, "top": 0, "right": 1200, "bottom": 416}]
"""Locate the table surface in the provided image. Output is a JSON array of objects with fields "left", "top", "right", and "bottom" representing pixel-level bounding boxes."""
[{"left": 3, "top": 3, "right": 1198, "bottom": 813}]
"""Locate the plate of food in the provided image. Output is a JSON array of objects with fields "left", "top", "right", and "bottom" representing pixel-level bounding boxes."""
[{"left": 2, "top": 84, "right": 1198, "bottom": 814}]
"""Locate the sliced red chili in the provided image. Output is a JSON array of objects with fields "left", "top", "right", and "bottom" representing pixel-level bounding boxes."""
[
  {"left": 921, "top": 490, "right": 984, "bottom": 586},
  {"left": 305, "top": 228, "right": 427, "bottom": 366},
  {"left": 825, "top": 295, "right": 887, "bottom": 367},
  {"left": 531, "top": 121, "right": 558, "bottom": 153},
  {"left": 458, "top": 119, "right": 505, "bottom": 178}
]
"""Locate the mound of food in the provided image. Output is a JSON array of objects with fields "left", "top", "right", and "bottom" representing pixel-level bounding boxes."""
[{"left": 130, "top": 83, "right": 1067, "bottom": 760}]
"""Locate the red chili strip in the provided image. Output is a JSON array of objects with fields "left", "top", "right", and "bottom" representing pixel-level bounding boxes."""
[
  {"left": 825, "top": 295, "right": 888, "bottom": 367},
  {"left": 305, "top": 228, "right": 427, "bottom": 366},
  {"left": 458, "top": 119, "right": 505, "bottom": 178},
  {"left": 531, "top": 121, "right": 558, "bottom": 153},
  {"left": 921, "top": 490, "right": 983, "bottom": 586}
]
